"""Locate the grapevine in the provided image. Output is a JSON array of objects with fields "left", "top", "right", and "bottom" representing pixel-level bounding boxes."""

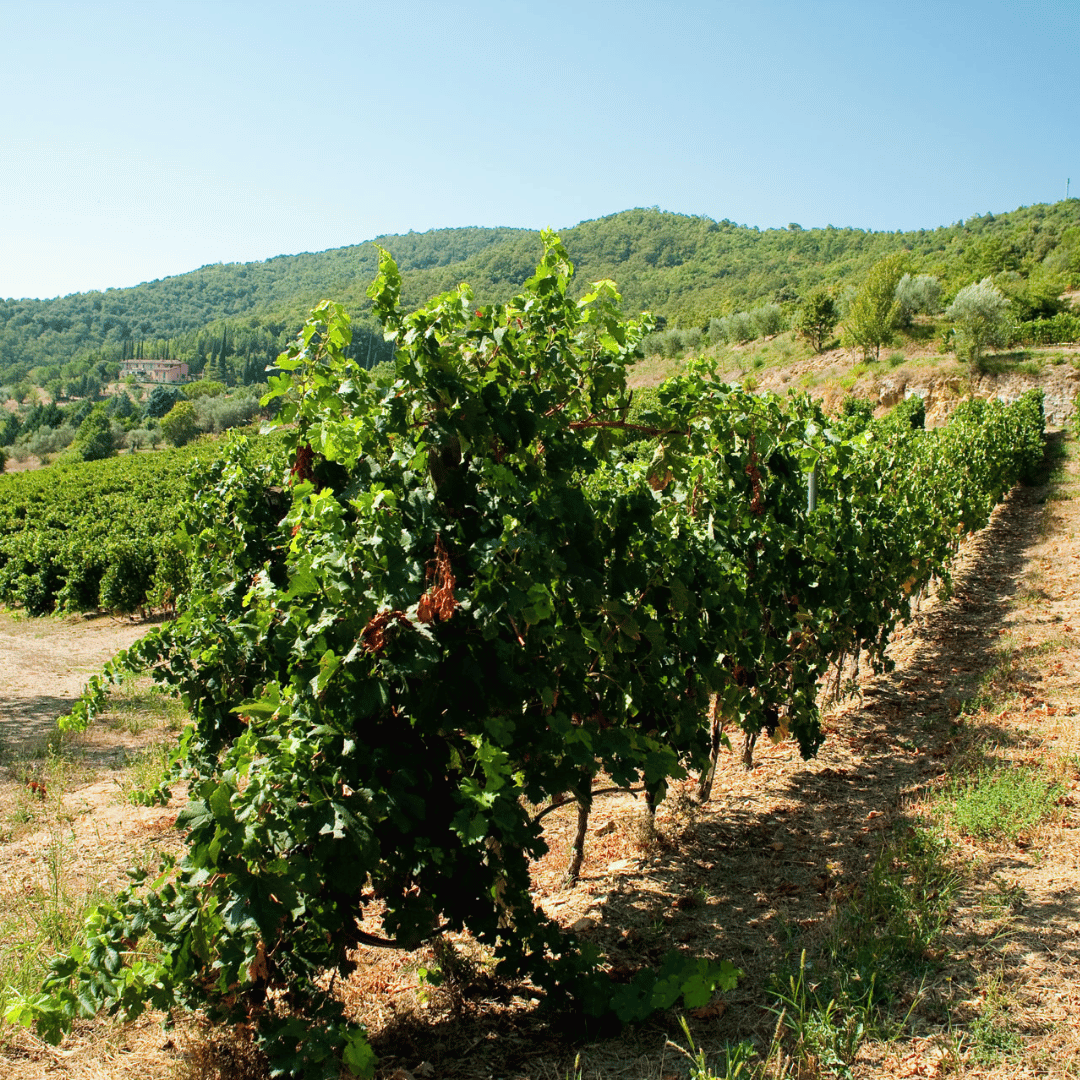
[{"left": 7, "top": 235, "right": 1044, "bottom": 1078}]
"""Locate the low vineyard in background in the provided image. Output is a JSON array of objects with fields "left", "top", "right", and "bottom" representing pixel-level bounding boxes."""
[{"left": 0, "top": 432, "right": 285, "bottom": 615}]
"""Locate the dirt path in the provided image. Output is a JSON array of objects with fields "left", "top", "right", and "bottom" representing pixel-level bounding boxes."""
[{"left": 0, "top": 613, "right": 155, "bottom": 751}]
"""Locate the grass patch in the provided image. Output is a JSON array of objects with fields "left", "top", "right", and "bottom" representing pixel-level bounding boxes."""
[
  {"left": 741, "top": 334, "right": 807, "bottom": 373},
  {"left": 767, "top": 827, "right": 957, "bottom": 1075},
  {"left": 966, "top": 971, "right": 1025, "bottom": 1065},
  {"left": 969, "top": 1011, "right": 1024, "bottom": 1065},
  {"left": 0, "top": 827, "right": 109, "bottom": 1010},
  {"left": 104, "top": 675, "right": 188, "bottom": 737},
  {"left": 947, "top": 765, "right": 1062, "bottom": 842},
  {"left": 838, "top": 362, "right": 869, "bottom": 391},
  {"left": 118, "top": 741, "right": 174, "bottom": 804}
]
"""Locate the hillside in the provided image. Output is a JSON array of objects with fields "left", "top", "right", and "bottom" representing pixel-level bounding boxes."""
[{"left": 2, "top": 201, "right": 1079, "bottom": 390}]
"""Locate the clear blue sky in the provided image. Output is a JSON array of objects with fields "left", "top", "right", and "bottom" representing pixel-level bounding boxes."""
[{"left": 1, "top": 0, "right": 1077, "bottom": 300}]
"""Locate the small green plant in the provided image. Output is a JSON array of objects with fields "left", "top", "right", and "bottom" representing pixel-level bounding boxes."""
[
  {"left": 771, "top": 951, "right": 874, "bottom": 1078},
  {"left": 958, "top": 691, "right": 995, "bottom": 717},
  {"left": 886, "top": 351, "right": 906, "bottom": 367},
  {"left": 980, "top": 875, "right": 1026, "bottom": 917},
  {"left": 949, "top": 765, "right": 1062, "bottom": 842},
  {"left": 967, "top": 972, "right": 1024, "bottom": 1065},
  {"left": 670, "top": 1015, "right": 759, "bottom": 1079},
  {"left": 118, "top": 741, "right": 173, "bottom": 804},
  {"left": 969, "top": 1013, "right": 1024, "bottom": 1064},
  {"left": 415, "top": 939, "right": 481, "bottom": 1015}
]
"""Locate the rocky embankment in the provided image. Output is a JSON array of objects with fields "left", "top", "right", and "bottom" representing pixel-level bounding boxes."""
[
  {"left": 750, "top": 345, "right": 1080, "bottom": 428},
  {"left": 875, "top": 364, "right": 1080, "bottom": 427}
]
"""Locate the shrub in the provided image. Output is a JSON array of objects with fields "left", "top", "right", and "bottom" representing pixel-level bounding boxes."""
[
  {"left": 838, "top": 396, "right": 876, "bottom": 429},
  {"left": 1015, "top": 311, "right": 1080, "bottom": 346}
]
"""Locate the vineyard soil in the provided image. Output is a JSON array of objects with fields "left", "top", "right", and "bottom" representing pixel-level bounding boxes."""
[{"left": 3, "top": 439, "right": 1080, "bottom": 1078}]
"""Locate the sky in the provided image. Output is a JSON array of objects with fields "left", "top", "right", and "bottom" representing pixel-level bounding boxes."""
[{"left": 1, "top": 0, "right": 1078, "bottom": 301}]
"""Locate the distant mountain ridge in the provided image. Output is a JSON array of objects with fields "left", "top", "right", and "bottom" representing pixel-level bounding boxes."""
[{"left": 2, "top": 202, "right": 1078, "bottom": 386}]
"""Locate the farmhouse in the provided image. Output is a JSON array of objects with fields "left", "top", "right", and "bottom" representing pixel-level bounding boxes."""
[{"left": 118, "top": 359, "right": 189, "bottom": 383}]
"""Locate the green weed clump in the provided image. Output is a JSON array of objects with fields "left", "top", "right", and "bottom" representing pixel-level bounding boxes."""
[
  {"left": 768, "top": 828, "right": 957, "bottom": 1076},
  {"left": 0, "top": 830, "right": 107, "bottom": 1011},
  {"left": 670, "top": 1016, "right": 761, "bottom": 1080},
  {"left": 949, "top": 765, "right": 1062, "bottom": 842}
]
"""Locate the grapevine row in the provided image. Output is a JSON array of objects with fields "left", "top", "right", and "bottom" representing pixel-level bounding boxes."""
[{"left": 10, "top": 236, "right": 1044, "bottom": 1078}]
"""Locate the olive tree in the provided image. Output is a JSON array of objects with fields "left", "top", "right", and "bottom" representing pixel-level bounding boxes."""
[
  {"left": 750, "top": 302, "right": 785, "bottom": 338},
  {"left": 945, "top": 278, "right": 1012, "bottom": 372},
  {"left": 894, "top": 273, "right": 942, "bottom": 327}
]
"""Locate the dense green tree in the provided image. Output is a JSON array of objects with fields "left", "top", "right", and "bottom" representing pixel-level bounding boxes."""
[
  {"left": 106, "top": 392, "right": 140, "bottom": 423},
  {"left": 145, "top": 385, "right": 186, "bottom": 419},
  {"left": 72, "top": 405, "right": 115, "bottom": 462},
  {"left": 842, "top": 253, "right": 908, "bottom": 360},
  {"left": 159, "top": 400, "right": 198, "bottom": 446},
  {"left": 794, "top": 287, "right": 838, "bottom": 352},
  {"left": 0, "top": 412, "right": 20, "bottom": 446}
]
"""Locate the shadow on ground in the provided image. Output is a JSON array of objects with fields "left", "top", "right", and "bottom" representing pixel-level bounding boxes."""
[{"left": 362, "top": 451, "right": 1061, "bottom": 1078}]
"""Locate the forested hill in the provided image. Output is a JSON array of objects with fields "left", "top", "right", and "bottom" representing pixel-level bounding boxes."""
[
  {"left": 3, "top": 201, "right": 1079, "bottom": 387},
  {"left": 0, "top": 226, "right": 532, "bottom": 384}
]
